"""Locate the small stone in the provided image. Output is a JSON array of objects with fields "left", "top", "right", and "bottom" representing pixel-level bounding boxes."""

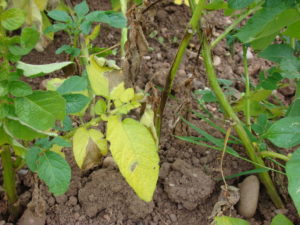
[
  {"left": 238, "top": 175, "right": 260, "bottom": 218},
  {"left": 143, "top": 56, "right": 151, "bottom": 60},
  {"left": 169, "top": 214, "right": 177, "bottom": 222},
  {"left": 68, "top": 196, "right": 78, "bottom": 206},
  {"left": 55, "top": 195, "right": 67, "bottom": 204},
  {"left": 213, "top": 56, "right": 221, "bottom": 66},
  {"left": 157, "top": 53, "right": 162, "bottom": 60},
  {"left": 177, "top": 69, "right": 186, "bottom": 77}
]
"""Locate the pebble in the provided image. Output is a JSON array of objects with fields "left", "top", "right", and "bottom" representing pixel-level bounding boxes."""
[
  {"left": 143, "top": 56, "right": 151, "bottom": 60},
  {"left": 238, "top": 175, "right": 260, "bottom": 218},
  {"left": 213, "top": 55, "right": 221, "bottom": 66}
]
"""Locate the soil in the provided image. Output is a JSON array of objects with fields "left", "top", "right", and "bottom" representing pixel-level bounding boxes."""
[{"left": 0, "top": 0, "right": 299, "bottom": 225}]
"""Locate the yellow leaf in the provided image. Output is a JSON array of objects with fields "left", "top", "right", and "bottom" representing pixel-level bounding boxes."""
[
  {"left": 73, "top": 127, "right": 107, "bottom": 170},
  {"left": 120, "top": 88, "right": 134, "bottom": 103},
  {"left": 34, "top": 0, "right": 48, "bottom": 11},
  {"left": 106, "top": 116, "right": 159, "bottom": 202},
  {"left": 140, "top": 105, "right": 158, "bottom": 147},
  {"left": 174, "top": 0, "right": 199, "bottom": 6},
  {"left": 87, "top": 56, "right": 111, "bottom": 98},
  {"left": 73, "top": 127, "right": 90, "bottom": 168},
  {"left": 110, "top": 82, "right": 125, "bottom": 100},
  {"left": 50, "top": 144, "right": 65, "bottom": 158},
  {"left": 88, "top": 129, "right": 108, "bottom": 155}
]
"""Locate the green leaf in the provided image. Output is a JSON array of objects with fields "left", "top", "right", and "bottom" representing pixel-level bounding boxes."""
[
  {"left": 44, "top": 23, "right": 67, "bottom": 33},
  {"left": 57, "top": 76, "right": 87, "bottom": 94},
  {"left": 47, "top": 10, "right": 72, "bottom": 22},
  {"left": 1, "top": 8, "right": 25, "bottom": 30},
  {"left": 284, "top": 21, "right": 300, "bottom": 39},
  {"left": 9, "top": 81, "right": 32, "bottom": 97},
  {"left": 94, "top": 99, "right": 107, "bottom": 115},
  {"left": 107, "top": 116, "right": 159, "bottom": 202},
  {"left": 287, "top": 98, "right": 300, "bottom": 117},
  {"left": 4, "top": 119, "right": 46, "bottom": 141},
  {"left": 0, "top": 81, "right": 9, "bottom": 96},
  {"left": 17, "top": 61, "right": 73, "bottom": 77},
  {"left": 73, "top": 128, "right": 107, "bottom": 170},
  {"left": 74, "top": 1, "right": 89, "bottom": 17},
  {"left": 37, "top": 151, "right": 71, "bottom": 195},
  {"left": 8, "top": 27, "right": 40, "bottom": 56},
  {"left": 265, "top": 116, "right": 300, "bottom": 148},
  {"left": 286, "top": 147, "right": 300, "bottom": 215},
  {"left": 15, "top": 91, "right": 66, "bottom": 131},
  {"left": 270, "top": 214, "right": 294, "bottom": 225},
  {"left": 259, "top": 44, "right": 294, "bottom": 63},
  {"left": 63, "top": 94, "right": 90, "bottom": 114},
  {"left": 86, "top": 11, "right": 127, "bottom": 28},
  {"left": 25, "top": 147, "right": 41, "bottom": 172},
  {"left": 87, "top": 56, "right": 110, "bottom": 98},
  {"left": 280, "top": 57, "right": 300, "bottom": 79},
  {"left": 235, "top": 1, "right": 291, "bottom": 44},
  {"left": 228, "top": 0, "right": 255, "bottom": 9},
  {"left": 215, "top": 216, "right": 250, "bottom": 225},
  {"left": 55, "top": 45, "right": 81, "bottom": 57},
  {"left": 21, "top": 27, "right": 40, "bottom": 50}
]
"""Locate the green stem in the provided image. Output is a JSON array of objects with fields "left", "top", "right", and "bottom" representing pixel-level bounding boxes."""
[
  {"left": 1, "top": 145, "right": 19, "bottom": 220},
  {"left": 155, "top": 0, "right": 206, "bottom": 137},
  {"left": 202, "top": 37, "right": 284, "bottom": 208},
  {"left": 210, "top": 5, "right": 262, "bottom": 49},
  {"left": 260, "top": 151, "right": 290, "bottom": 162},
  {"left": 243, "top": 45, "right": 251, "bottom": 129},
  {"left": 120, "top": 0, "right": 127, "bottom": 57},
  {"left": 291, "top": 37, "right": 296, "bottom": 49}
]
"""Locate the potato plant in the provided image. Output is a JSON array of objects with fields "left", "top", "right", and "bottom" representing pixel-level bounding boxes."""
[
  {"left": 0, "top": 0, "right": 159, "bottom": 221},
  {"left": 157, "top": 0, "right": 300, "bottom": 223}
]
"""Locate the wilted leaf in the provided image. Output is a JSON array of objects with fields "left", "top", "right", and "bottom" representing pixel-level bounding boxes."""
[
  {"left": 140, "top": 105, "right": 158, "bottom": 147},
  {"left": 17, "top": 61, "right": 73, "bottom": 77},
  {"left": 106, "top": 116, "right": 159, "bottom": 202},
  {"left": 87, "top": 56, "right": 111, "bottom": 98},
  {"left": 73, "top": 128, "right": 107, "bottom": 170}
]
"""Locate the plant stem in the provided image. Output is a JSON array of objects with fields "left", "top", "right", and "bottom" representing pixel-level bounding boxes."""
[
  {"left": 202, "top": 37, "right": 284, "bottom": 208},
  {"left": 120, "top": 0, "right": 127, "bottom": 57},
  {"left": 1, "top": 145, "right": 19, "bottom": 220},
  {"left": 210, "top": 5, "right": 262, "bottom": 49},
  {"left": 155, "top": 0, "right": 206, "bottom": 137},
  {"left": 243, "top": 45, "right": 251, "bottom": 130},
  {"left": 260, "top": 151, "right": 290, "bottom": 162}
]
